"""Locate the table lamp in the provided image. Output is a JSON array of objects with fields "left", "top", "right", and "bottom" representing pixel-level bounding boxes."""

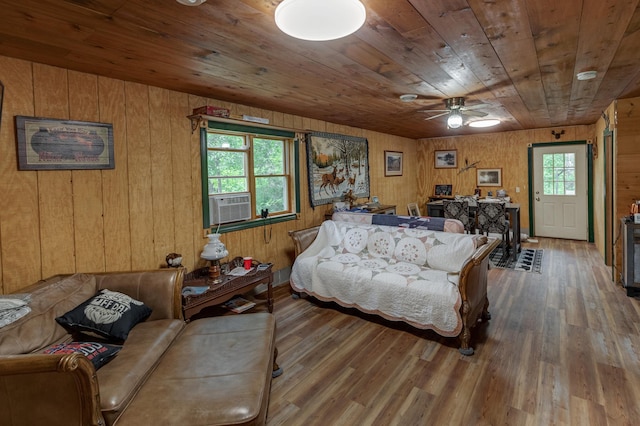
[{"left": 201, "top": 233, "right": 229, "bottom": 282}]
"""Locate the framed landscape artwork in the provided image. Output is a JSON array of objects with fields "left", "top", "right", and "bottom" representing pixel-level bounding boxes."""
[
  {"left": 434, "top": 150, "right": 457, "bottom": 168},
  {"left": 477, "top": 168, "right": 502, "bottom": 186},
  {"left": 306, "top": 131, "right": 370, "bottom": 207},
  {"left": 15, "top": 116, "right": 114, "bottom": 170},
  {"left": 385, "top": 151, "right": 403, "bottom": 176}
]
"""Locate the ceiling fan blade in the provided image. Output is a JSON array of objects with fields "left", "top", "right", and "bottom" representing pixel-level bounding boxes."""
[
  {"left": 461, "top": 103, "right": 489, "bottom": 111},
  {"left": 417, "top": 109, "right": 449, "bottom": 113},
  {"left": 462, "top": 110, "right": 488, "bottom": 117},
  {"left": 423, "top": 112, "right": 449, "bottom": 120}
]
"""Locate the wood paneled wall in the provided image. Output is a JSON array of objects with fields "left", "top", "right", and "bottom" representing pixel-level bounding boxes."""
[
  {"left": 417, "top": 126, "right": 595, "bottom": 234},
  {"left": 0, "top": 56, "right": 416, "bottom": 294}
]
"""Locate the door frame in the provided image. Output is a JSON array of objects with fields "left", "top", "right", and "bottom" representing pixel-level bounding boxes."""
[
  {"left": 603, "top": 129, "right": 614, "bottom": 267},
  {"left": 527, "top": 141, "right": 594, "bottom": 242}
]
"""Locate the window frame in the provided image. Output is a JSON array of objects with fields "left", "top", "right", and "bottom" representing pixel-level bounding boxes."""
[{"left": 200, "top": 121, "right": 300, "bottom": 233}]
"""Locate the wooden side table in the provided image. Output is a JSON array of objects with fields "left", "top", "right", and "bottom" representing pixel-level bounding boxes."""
[{"left": 182, "top": 263, "right": 273, "bottom": 322}]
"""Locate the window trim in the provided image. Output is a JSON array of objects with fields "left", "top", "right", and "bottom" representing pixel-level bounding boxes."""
[{"left": 200, "top": 122, "right": 300, "bottom": 233}]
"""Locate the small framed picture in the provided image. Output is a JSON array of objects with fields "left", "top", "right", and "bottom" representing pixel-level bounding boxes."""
[
  {"left": 434, "top": 184, "right": 452, "bottom": 196},
  {"left": 385, "top": 151, "right": 403, "bottom": 176},
  {"left": 407, "top": 203, "right": 421, "bottom": 217},
  {"left": 434, "top": 150, "right": 457, "bottom": 168},
  {"left": 477, "top": 168, "right": 502, "bottom": 187}
]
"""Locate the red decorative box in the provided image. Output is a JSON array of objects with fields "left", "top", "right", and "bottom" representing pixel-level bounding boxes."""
[{"left": 192, "top": 105, "right": 230, "bottom": 118}]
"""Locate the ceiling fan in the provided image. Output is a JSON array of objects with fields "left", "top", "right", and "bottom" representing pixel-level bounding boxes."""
[{"left": 417, "top": 97, "right": 488, "bottom": 129}]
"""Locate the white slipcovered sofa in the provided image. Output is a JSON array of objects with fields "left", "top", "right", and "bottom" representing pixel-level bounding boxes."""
[{"left": 289, "top": 218, "right": 499, "bottom": 355}]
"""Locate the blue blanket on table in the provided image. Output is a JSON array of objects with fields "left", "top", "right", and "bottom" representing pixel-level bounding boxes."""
[{"left": 334, "top": 211, "right": 463, "bottom": 233}]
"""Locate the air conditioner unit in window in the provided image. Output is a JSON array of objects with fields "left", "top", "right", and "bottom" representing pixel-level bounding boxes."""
[{"left": 209, "top": 193, "right": 252, "bottom": 224}]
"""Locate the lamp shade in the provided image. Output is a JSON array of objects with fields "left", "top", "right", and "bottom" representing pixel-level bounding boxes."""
[
  {"left": 201, "top": 234, "right": 228, "bottom": 261},
  {"left": 275, "top": 0, "right": 366, "bottom": 41},
  {"left": 447, "top": 110, "right": 463, "bottom": 129}
]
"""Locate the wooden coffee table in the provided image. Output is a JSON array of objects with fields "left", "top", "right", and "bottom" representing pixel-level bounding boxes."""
[{"left": 182, "top": 264, "right": 273, "bottom": 322}]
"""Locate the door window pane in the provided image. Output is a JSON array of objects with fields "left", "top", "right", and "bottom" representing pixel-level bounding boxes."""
[{"left": 542, "top": 153, "right": 577, "bottom": 196}]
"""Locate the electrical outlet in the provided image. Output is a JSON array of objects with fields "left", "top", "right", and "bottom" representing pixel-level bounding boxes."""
[{"left": 515, "top": 187, "right": 520, "bottom": 193}]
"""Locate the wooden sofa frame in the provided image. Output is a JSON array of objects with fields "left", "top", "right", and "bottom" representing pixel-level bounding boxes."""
[{"left": 288, "top": 226, "right": 500, "bottom": 355}]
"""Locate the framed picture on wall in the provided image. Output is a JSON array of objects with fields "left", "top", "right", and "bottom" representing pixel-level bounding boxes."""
[
  {"left": 384, "top": 151, "right": 403, "bottom": 176},
  {"left": 434, "top": 150, "right": 457, "bottom": 168},
  {"left": 15, "top": 116, "right": 115, "bottom": 170},
  {"left": 477, "top": 168, "right": 502, "bottom": 186}
]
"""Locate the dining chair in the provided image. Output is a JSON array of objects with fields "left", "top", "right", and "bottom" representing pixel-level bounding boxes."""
[
  {"left": 476, "top": 201, "right": 510, "bottom": 249},
  {"left": 443, "top": 199, "right": 474, "bottom": 233}
]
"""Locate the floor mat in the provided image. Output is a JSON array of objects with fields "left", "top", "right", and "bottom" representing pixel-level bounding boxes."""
[{"left": 489, "top": 246, "right": 543, "bottom": 273}]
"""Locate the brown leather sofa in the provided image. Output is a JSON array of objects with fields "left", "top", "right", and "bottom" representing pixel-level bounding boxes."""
[{"left": 0, "top": 269, "right": 276, "bottom": 426}]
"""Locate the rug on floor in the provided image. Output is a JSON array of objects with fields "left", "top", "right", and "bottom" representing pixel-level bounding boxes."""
[{"left": 489, "top": 246, "right": 543, "bottom": 273}]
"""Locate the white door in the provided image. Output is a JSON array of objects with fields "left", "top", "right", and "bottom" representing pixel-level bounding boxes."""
[{"left": 533, "top": 144, "right": 588, "bottom": 240}]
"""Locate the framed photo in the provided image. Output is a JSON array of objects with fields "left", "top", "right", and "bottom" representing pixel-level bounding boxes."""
[
  {"left": 477, "top": 168, "right": 502, "bottom": 187},
  {"left": 385, "top": 151, "right": 403, "bottom": 176},
  {"left": 434, "top": 149, "right": 457, "bottom": 168},
  {"left": 15, "top": 116, "right": 114, "bottom": 170},
  {"left": 407, "top": 202, "right": 421, "bottom": 217},
  {"left": 434, "top": 184, "right": 452, "bottom": 196}
]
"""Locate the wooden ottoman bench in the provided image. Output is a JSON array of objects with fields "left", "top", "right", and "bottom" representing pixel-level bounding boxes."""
[{"left": 115, "top": 313, "right": 276, "bottom": 426}]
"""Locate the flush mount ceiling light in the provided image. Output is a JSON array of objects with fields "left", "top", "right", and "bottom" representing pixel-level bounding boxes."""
[
  {"left": 576, "top": 70, "right": 597, "bottom": 81},
  {"left": 399, "top": 94, "right": 418, "bottom": 102},
  {"left": 447, "top": 110, "right": 463, "bottom": 129},
  {"left": 275, "top": 0, "right": 366, "bottom": 41},
  {"left": 468, "top": 119, "right": 500, "bottom": 128},
  {"left": 176, "top": 0, "right": 206, "bottom": 5}
]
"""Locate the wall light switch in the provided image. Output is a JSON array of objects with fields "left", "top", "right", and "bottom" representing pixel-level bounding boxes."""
[{"left": 515, "top": 187, "right": 520, "bottom": 193}]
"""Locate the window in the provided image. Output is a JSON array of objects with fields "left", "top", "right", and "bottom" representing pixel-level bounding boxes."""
[
  {"left": 542, "top": 152, "right": 576, "bottom": 195},
  {"left": 201, "top": 121, "right": 299, "bottom": 229}
]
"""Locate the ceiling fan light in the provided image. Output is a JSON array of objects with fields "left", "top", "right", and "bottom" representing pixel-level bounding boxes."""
[
  {"left": 447, "top": 110, "right": 463, "bottom": 129},
  {"left": 176, "top": 0, "right": 206, "bottom": 5},
  {"left": 576, "top": 70, "right": 597, "bottom": 81},
  {"left": 468, "top": 119, "right": 500, "bottom": 128},
  {"left": 275, "top": 0, "right": 366, "bottom": 41}
]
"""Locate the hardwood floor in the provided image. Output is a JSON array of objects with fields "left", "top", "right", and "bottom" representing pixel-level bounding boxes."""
[{"left": 265, "top": 238, "right": 640, "bottom": 425}]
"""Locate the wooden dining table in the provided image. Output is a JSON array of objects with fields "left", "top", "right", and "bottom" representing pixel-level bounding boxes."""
[{"left": 426, "top": 200, "right": 521, "bottom": 262}]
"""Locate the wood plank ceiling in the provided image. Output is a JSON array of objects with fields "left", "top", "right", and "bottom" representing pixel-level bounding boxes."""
[{"left": 0, "top": 0, "right": 639, "bottom": 139}]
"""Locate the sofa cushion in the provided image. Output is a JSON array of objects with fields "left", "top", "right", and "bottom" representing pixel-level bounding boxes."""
[
  {"left": 0, "top": 273, "right": 97, "bottom": 355},
  {"left": 56, "top": 289, "right": 152, "bottom": 342},
  {"left": 42, "top": 341, "right": 122, "bottom": 370},
  {"left": 114, "top": 314, "right": 276, "bottom": 426},
  {"left": 96, "top": 318, "right": 185, "bottom": 425}
]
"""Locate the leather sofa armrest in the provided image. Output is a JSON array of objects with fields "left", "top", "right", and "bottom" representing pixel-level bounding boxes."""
[
  {"left": 93, "top": 269, "right": 185, "bottom": 321},
  {"left": 0, "top": 353, "right": 105, "bottom": 426}
]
